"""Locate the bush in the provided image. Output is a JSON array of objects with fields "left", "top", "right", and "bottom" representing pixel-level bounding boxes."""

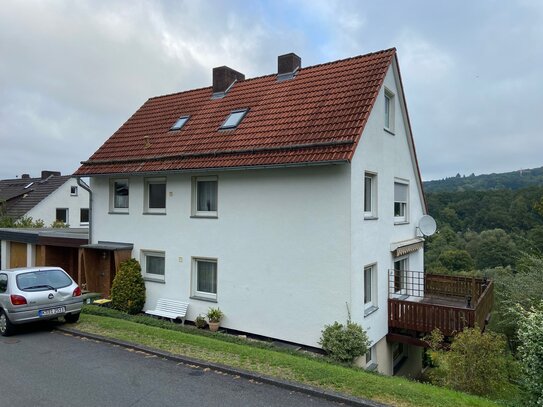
[
  {"left": 319, "top": 321, "right": 370, "bottom": 363},
  {"left": 194, "top": 314, "right": 207, "bottom": 329},
  {"left": 110, "top": 258, "right": 146, "bottom": 315},
  {"left": 516, "top": 302, "right": 543, "bottom": 406},
  {"left": 427, "top": 327, "right": 513, "bottom": 397}
]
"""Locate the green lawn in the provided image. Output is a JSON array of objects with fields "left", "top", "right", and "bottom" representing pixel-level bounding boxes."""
[{"left": 72, "top": 308, "right": 502, "bottom": 407}]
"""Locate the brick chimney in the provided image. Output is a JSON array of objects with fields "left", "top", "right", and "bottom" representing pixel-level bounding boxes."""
[
  {"left": 41, "top": 170, "right": 61, "bottom": 179},
  {"left": 278, "top": 53, "right": 301, "bottom": 75},
  {"left": 212, "top": 66, "right": 245, "bottom": 95}
]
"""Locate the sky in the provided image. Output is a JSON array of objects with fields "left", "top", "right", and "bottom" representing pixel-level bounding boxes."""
[{"left": 1, "top": 0, "right": 542, "bottom": 181}]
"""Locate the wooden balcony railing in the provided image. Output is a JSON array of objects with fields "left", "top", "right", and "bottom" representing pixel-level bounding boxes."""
[{"left": 388, "top": 273, "right": 494, "bottom": 337}]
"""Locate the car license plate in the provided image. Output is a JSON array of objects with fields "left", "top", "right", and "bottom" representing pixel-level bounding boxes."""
[{"left": 39, "top": 306, "right": 66, "bottom": 317}]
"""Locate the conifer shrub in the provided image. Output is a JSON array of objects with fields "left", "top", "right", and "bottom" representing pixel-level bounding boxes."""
[
  {"left": 319, "top": 321, "right": 370, "bottom": 363},
  {"left": 110, "top": 258, "right": 146, "bottom": 315}
]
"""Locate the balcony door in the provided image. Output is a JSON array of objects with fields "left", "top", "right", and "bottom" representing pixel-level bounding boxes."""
[{"left": 393, "top": 257, "right": 408, "bottom": 294}]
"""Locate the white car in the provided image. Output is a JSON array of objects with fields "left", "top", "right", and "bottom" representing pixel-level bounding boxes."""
[{"left": 0, "top": 267, "right": 83, "bottom": 336}]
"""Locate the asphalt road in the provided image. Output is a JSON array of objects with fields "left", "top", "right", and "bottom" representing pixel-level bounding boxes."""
[{"left": 0, "top": 323, "right": 341, "bottom": 407}]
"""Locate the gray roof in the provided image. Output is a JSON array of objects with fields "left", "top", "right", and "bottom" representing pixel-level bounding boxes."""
[{"left": 0, "top": 175, "right": 72, "bottom": 219}]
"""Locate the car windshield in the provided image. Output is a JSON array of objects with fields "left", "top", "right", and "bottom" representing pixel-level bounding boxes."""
[{"left": 16, "top": 269, "right": 72, "bottom": 291}]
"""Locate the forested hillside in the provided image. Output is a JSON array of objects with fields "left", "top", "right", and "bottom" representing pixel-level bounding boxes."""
[{"left": 423, "top": 166, "right": 543, "bottom": 193}]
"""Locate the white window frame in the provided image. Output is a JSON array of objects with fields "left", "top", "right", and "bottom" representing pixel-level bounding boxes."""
[
  {"left": 55, "top": 208, "right": 68, "bottom": 223},
  {"left": 110, "top": 178, "right": 129, "bottom": 213},
  {"left": 384, "top": 88, "right": 395, "bottom": 133},
  {"left": 364, "top": 263, "right": 378, "bottom": 316},
  {"left": 191, "top": 257, "right": 218, "bottom": 301},
  {"left": 393, "top": 180, "right": 409, "bottom": 224},
  {"left": 141, "top": 250, "right": 165, "bottom": 282},
  {"left": 70, "top": 186, "right": 78, "bottom": 196},
  {"left": 191, "top": 176, "right": 218, "bottom": 218},
  {"left": 364, "top": 172, "right": 378, "bottom": 219},
  {"left": 144, "top": 177, "right": 167, "bottom": 214},
  {"left": 80, "top": 208, "right": 89, "bottom": 225}
]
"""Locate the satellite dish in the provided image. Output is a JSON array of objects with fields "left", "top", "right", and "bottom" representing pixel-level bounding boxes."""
[{"left": 418, "top": 215, "right": 437, "bottom": 237}]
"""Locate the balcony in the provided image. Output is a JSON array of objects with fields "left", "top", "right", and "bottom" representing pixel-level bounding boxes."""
[{"left": 388, "top": 271, "right": 494, "bottom": 338}]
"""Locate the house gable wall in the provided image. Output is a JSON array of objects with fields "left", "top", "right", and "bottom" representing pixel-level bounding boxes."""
[
  {"left": 25, "top": 178, "right": 90, "bottom": 227},
  {"left": 349, "top": 63, "right": 425, "bottom": 371}
]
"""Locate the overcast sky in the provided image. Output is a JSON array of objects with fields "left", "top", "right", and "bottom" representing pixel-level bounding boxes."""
[{"left": 1, "top": 0, "right": 542, "bottom": 181}]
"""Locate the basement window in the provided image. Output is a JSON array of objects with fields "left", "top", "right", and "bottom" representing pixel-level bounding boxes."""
[
  {"left": 170, "top": 115, "right": 190, "bottom": 131},
  {"left": 220, "top": 109, "right": 248, "bottom": 130}
]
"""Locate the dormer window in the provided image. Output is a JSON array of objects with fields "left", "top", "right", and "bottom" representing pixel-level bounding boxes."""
[
  {"left": 220, "top": 109, "right": 248, "bottom": 130},
  {"left": 170, "top": 115, "right": 190, "bottom": 131}
]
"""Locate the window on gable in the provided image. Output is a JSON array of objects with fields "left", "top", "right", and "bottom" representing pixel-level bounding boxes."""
[
  {"left": 191, "top": 258, "right": 217, "bottom": 301},
  {"left": 110, "top": 179, "right": 129, "bottom": 212},
  {"left": 364, "top": 264, "right": 378, "bottom": 316},
  {"left": 384, "top": 88, "right": 395, "bottom": 133},
  {"left": 170, "top": 115, "right": 190, "bottom": 131},
  {"left": 364, "top": 172, "right": 377, "bottom": 219},
  {"left": 394, "top": 181, "right": 408, "bottom": 223},
  {"left": 55, "top": 208, "right": 68, "bottom": 223},
  {"left": 220, "top": 108, "right": 248, "bottom": 129},
  {"left": 70, "top": 186, "right": 78, "bottom": 196},
  {"left": 144, "top": 177, "right": 166, "bottom": 213},
  {"left": 141, "top": 250, "right": 165, "bottom": 282},
  {"left": 192, "top": 176, "right": 218, "bottom": 217},
  {"left": 80, "top": 208, "right": 89, "bottom": 224}
]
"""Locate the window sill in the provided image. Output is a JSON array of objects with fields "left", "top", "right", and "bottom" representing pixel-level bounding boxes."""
[
  {"left": 364, "top": 216, "right": 378, "bottom": 221},
  {"left": 144, "top": 277, "right": 165, "bottom": 284},
  {"left": 364, "top": 306, "right": 379, "bottom": 317},
  {"left": 365, "top": 363, "right": 378, "bottom": 372},
  {"left": 190, "top": 215, "right": 218, "bottom": 219},
  {"left": 394, "top": 220, "right": 409, "bottom": 225},
  {"left": 143, "top": 212, "right": 167, "bottom": 215},
  {"left": 384, "top": 127, "right": 395, "bottom": 135},
  {"left": 190, "top": 295, "right": 217, "bottom": 303},
  {"left": 108, "top": 211, "right": 129, "bottom": 215}
]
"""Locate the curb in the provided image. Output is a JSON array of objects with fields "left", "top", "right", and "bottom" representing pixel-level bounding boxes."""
[{"left": 56, "top": 326, "right": 388, "bottom": 407}]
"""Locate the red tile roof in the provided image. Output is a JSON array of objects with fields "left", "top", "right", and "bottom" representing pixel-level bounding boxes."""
[{"left": 76, "top": 48, "right": 396, "bottom": 175}]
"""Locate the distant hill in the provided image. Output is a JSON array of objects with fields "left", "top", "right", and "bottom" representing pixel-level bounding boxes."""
[{"left": 423, "top": 166, "right": 543, "bottom": 193}]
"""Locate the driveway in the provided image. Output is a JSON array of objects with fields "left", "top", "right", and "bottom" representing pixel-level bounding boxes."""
[{"left": 0, "top": 323, "right": 342, "bottom": 407}]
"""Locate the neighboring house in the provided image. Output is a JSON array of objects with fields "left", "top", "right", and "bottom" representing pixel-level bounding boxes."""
[
  {"left": 0, "top": 171, "right": 90, "bottom": 227},
  {"left": 75, "top": 49, "right": 492, "bottom": 376},
  {"left": 0, "top": 171, "right": 91, "bottom": 271}
]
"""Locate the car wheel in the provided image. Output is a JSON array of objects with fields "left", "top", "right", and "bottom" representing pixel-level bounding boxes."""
[
  {"left": 0, "top": 309, "right": 15, "bottom": 336},
  {"left": 64, "top": 313, "right": 80, "bottom": 324}
]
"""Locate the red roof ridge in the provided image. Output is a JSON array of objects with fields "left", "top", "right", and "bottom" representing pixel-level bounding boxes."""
[{"left": 147, "top": 48, "right": 396, "bottom": 101}]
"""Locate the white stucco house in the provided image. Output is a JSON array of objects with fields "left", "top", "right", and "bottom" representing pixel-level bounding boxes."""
[{"left": 75, "top": 49, "right": 494, "bottom": 376}]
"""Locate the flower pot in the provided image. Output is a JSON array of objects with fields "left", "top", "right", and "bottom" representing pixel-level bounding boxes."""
[{"left": 208, "top": 322, "right": 220, "bottom": 332}]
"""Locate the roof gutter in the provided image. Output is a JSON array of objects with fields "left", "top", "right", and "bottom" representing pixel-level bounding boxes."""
[
  {"left": 79, "top": 140, "right": 355, "bottom": 167},
  {"left": 77, "top": 177, "right": 92, "bottom": 244}
]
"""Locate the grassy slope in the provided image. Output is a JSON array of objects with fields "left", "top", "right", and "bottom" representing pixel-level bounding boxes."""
[{"left": 74, "top": 312, "right": 500, "bottom": 407}]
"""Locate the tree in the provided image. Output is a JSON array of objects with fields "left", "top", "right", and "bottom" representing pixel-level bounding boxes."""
[
  {"left": 438, "top": 249, "right": 474, "bottom": 272},
  {"left": 516, "top": 302, "right": 543, "bottom": 406}
]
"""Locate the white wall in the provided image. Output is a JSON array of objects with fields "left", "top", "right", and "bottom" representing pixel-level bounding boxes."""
[
  {"left": 26, "top": 178, "right": 90, "bottom": 227},
  {"left": 349, "top": 62, "right": 426, "bottom": 358},
  {"left": 91, "top": 165, "right": 352, "bottom": 347}
]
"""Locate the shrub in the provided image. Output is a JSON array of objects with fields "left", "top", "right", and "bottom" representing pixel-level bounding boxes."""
[
  {"left": 516, "top": 302, "right": 543, "bottom": 406},
  {"left": 319, "top": 321, "right": 370, "bottom": 363},
  {"left": 110, "top": 258, "right": 146, "bottom": 315},
  {"left": 194, "top": 314, "right": 207, "bottom": 329},
  {"left": 427, "top": 327, "right": 513, "bottom": 397}
]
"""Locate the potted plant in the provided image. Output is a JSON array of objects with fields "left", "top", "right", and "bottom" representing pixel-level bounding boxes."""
[
  {"left": 194, "top": 314, "right": 207, "bottom": 329},
  {"left": 206, "top": 307, "right": 224, "bottom": 332}
]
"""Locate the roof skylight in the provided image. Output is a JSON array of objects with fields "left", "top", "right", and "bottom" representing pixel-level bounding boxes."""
[
  {"left": 170, "top": 115, "right": 190, "bottom": 131},
  {"left": 220, "top": 109, "right": 248, "bottom": 130}
]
